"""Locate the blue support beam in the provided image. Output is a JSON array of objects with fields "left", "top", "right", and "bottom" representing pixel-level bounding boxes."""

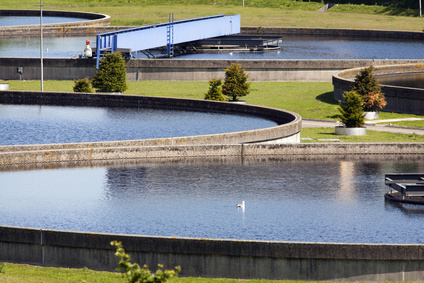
[{"left": 96, "top": 14, "right": 240, "bottom": 68}]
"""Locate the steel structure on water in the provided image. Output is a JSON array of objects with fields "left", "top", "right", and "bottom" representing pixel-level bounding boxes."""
[{"left": 95, "top": 14, "right": 241, "bottom": 68}]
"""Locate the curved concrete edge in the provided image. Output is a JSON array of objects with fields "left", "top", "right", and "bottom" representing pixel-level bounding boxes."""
[
  {"left": 0, "top": 91, "right": 301, "bottom": 163},
  {"left": 2, "top": 142, "right": 424, "bottom": 166},
  {"left": 0, "top": 10, "right": 111, "bottom": 29},
  {"left": 1, "top": 224, "right": 424, "bottom": 281},
  {"left": 333, "top": 63, "right": 424, "bottom": 115}
]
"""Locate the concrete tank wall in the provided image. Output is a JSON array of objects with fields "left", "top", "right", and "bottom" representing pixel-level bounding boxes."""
[
  {"left": 2, "top": 225, "right": 424, "bottom": 281},
  {"left": 2, "top": 142, "right": 424, "bottom": 165},
  {"left": 333, "top": 63, "right": 424, "bottom": 115},
  {"left": 1, "top": 57, "right": 424, "bottom": 82}
]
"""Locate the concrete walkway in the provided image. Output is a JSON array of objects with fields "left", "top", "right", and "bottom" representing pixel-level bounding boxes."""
[{"left": 302, "top": 118, "right": 424, "bottom": 135}]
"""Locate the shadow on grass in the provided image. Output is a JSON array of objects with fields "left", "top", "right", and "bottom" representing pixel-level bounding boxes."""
[
  {"left": 316, "top": 91, "right": 339, "bottom": 119},
  {"left": 379, "top": 6, "right": 419, "bottom": 16},
  {"left": 316, "top": 91, "right": 337, "bottom": 105}
]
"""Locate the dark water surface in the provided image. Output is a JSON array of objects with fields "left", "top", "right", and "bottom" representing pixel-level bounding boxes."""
[
  {"left": 1, "top": 157, "right": 424, "bottom": 244},
  {"left": 0, "top": 104, "right": 277, "bottom": 146},
  {"left": 0, "top": 16, "right": 90, "bottom": 27},
  {"left": 377, "top": 73, "right": 424, "bottom": 89}
]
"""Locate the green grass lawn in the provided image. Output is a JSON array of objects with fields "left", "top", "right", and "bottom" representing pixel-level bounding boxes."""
[
  {"left": 0, "top": 262, "right": 318, "bottom": 283},
  {"left": 376, "top": 120, "right": 424, "bottom": 128},
  {"left": 301, "top": 127, "right": 424, "bottom": 142}
]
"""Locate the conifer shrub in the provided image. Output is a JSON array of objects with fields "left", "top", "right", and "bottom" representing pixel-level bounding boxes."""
[
  {"left": 204, "top": 78, "right": 226, "bottom": 101},
  {"left": 73, "top": 78, "right": 93, "bottom": 93},
  {"left": 92, "top": 52, "right": 128, "bottom": 93},
  {"left": 351, "top": 65, "right": 386, "bottom": 111},
  {"left": 337, "top": 91, "right": 365, "bottom": 128},
  {"left": 351, "top": 65, "right": 381, "bottom": 96},
  {"left": 222, "top": 63, "right": 251, "bottom": 101}
]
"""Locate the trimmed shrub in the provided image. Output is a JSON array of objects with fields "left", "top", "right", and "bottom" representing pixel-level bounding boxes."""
[
  {"left": 204, "top": 79, "right": 226, "bottom": 101},
  {"left": 338, "top": 91, "right": 365, "bottom": 128},
  {"left": 73, "top": 78, "right": 93, "bottom": 93},
  {"left": 92, "top": 52, "right": 128, "bottom": 93},
  {"left": 222, "top": 63, "right": 251, "bottom": 101}
]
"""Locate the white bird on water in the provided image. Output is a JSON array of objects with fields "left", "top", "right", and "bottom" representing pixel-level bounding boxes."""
[{"left": 237, "top": 201, "right": 245, "bottom": 209}]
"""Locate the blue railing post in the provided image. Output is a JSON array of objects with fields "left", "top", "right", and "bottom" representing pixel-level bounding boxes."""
[
  {"left": 96, "top": 34, "right": 101, "bottom": 69},
  {"left": 112, "top": 34, "right": 118, "bottom": 53}
]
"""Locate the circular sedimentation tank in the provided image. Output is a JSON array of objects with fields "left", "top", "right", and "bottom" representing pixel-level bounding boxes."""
[
  {"left": 1, "top": 12, "right": 424, "bottom": 280},
  {"left": 0, "top": 9, "right": 110, "bottom": 28}
]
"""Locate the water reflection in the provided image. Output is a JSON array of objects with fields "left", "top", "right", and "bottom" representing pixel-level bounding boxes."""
[
  {"left": 338, "top": 161, "right": 356, "bottom": 203},
  {"left": 0, "top": 36, "right": 95, "bottom": 58},
  {"left": 1, "top": 155, "right": 424, "bottom": 244}
]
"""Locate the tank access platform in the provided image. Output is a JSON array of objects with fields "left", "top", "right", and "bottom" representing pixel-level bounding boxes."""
[
  {"left": 385, "top": 173, "right": 424, "bottom": 205},
  {"left": 95, "top": 14, "right": 240, "bottom": 68},
  {"left": 190, "top": 35, "right": 282, "bottom": 52}
]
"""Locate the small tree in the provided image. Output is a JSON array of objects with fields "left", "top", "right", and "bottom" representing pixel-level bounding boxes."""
[
  {"left": 73, "top": 78, "right": 93, "bottom": 93},
  {"left": 204, "top": 79, "right": 226, "bottom": 101},
  {"left": 337, "top": 91, "right": 365, "bottom": 128},
  {"left": 92, "top": 52, "right": 128, "bottom": 93},
  {"left": 222, "top": 63, "right": 251, "bottom": 101},
  {"left": 351, "top": 65, "right": 382, "bottom": 97},
  {"left": 351, "top": 65, "right": 387, "bottom": 112},
  {"left": 111, "top": 241, "right": 180, "bottom": 283}
]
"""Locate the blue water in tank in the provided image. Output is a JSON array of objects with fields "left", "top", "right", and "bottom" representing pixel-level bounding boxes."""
[
  {"left": 0, "top": 16, "right": 89, "bottom": 26},
  {"left": 1, "top": 35, "right": 424, "bottom": 59},
  {"left": 0, "top": 104, "right": 277, "bottom": 146},
  {"left": 1, "top": 156, "right": 424, "bottom": 244}
]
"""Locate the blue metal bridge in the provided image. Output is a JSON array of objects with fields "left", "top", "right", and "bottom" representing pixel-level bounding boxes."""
[{"left": 95, "top": 14, "right": 240, "bottom": 68}]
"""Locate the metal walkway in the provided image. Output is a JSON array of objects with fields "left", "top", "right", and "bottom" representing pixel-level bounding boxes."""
[{"left": 95, "top": 14, "right": 240, "bottom": 68}]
